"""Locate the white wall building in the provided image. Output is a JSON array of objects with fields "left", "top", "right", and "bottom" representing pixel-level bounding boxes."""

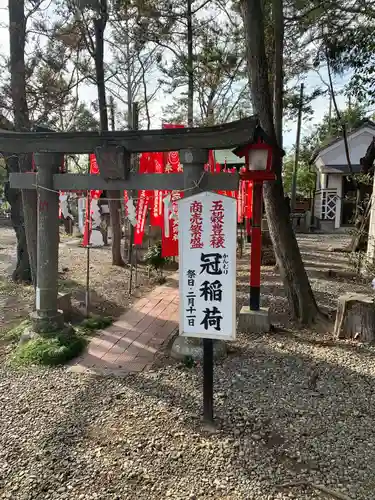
[{"left": 311, "top": 120, "right": 375, "bottom": 231}]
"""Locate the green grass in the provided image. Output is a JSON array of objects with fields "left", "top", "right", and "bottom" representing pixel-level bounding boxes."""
[
  {"left": 10, "top": 329, "right": 87, "bottom": 367},
  {"left": 80, "top": 314, "right": 113, "bottom": 331}
]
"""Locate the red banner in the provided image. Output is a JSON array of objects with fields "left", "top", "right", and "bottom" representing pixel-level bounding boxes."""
[
  {"left": 238, "top": 174, "right": 246, "bottom": 223},
  {"left": 83, "top": 154, "right": 101, "bottom": 246},
  {"left": 161, "top": 123, "right": 184, "bottom": 257},
  {"left": 89, "top": 153, "right": 101, "bottom": 198},
  {"left": 134, "top": 153, "right": 155, "bottom": 245},
  {"left": 246, "top": 181, "right": 253, "bottom": 219},
  {"left": 124, "top": 190, "right": 129, "bottom": 217},
  {"left": 149, "top": 152, "right": 164, "bottom": 227},
  {"left": 205, "top": 150, "right": 219, "bottom": 173}
]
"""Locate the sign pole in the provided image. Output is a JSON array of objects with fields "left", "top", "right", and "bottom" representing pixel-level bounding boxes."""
[
  {"left": 203, "top": 338, "right": 214, "bottom": 421},
  {"left": 180, "top": 149, "right": 215, "bottom": 423},
  {"left": 250, "top": 181, "right": 263, "bottom": 310},
  {"left": 179, "top": 187, "right": 237, "bottom": 425}
]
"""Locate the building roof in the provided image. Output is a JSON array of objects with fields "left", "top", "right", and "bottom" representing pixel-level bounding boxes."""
[
  {"left": 319, "top": 164, "right": 363, "bottom": 174},
  {"left": 310, "top": 119, "right": 375, "bottom": 164}
]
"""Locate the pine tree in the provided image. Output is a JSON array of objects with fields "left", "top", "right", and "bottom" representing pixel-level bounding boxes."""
[
  {"left": 241, "top": 0, "right": 325, "bottom": 324},
  {"left": 161, "top": 17, "right": 249, "bottom": 125}
]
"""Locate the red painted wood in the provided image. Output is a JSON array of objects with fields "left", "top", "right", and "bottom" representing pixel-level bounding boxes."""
[
  {"left": 240, "top": 170, "right": 276, "bottom": 182},
  {"left": 250, "top": 227, "right": 261, "bottom": 288},
  {"left": 250, "top": 182, "right": 263, "bottom": 288},
  {"left": 246, "top": 217, "right": 251, "bottom": 237}
]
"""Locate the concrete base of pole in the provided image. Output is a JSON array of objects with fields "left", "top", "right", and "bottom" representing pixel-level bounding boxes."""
[
  {"left": 170, "top": 336, "right": 227, "bottom": 362},
  {"left": 238, "top": 306, "right": 270, "bottom": 333},
  {"left": 19, "top": 323, "right": 75, "bottom": 346},
  {"left": 30, "top": 310, "right": 65, "bottom": 335}
]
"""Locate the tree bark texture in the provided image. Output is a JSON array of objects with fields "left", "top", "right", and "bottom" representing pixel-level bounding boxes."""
[
  {"left": 241, "top": 0, "right": 320, "bottom": 323},
  {"left": 361, "top": 138, "right": 375, "bottom": 175},
  {"left": 4, "top": 154, "right": 30, "bottom": 283},
  {"left": 94, "top": 3, "right": 124, "bottom": 267},
  {"left": 334, "top": 293, "right": 375, "bottom": 342},
  {"left": 187, "top": 0, "right": 194, "bottom": 127},
  {"left": 346, "top": 138, "right": 375, "bottom": 252},
  {"left": 272, "top": 0, "right": 284, "bottom": 148},
  {"left": 8, "top": 0, "right": 37, "bottom": 283}
]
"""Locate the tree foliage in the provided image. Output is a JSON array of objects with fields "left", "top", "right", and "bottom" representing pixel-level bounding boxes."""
[
  {"left": 289, "top": 0, "right": 375, "bottom": 105},
  {"left": 326, "top": 26, "right": 375, "bottom": 105},
  {"left": 0, "top": 0, "right": 99, "bottom": 131},
  {"left": 160, "top": 8, "right": 249, "bottom": 126},
  {"left": 283, "top": 156, "right": 315, "bottom": 197}
]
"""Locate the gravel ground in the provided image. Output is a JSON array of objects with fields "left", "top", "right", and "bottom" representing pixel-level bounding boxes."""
[{"left": 1, "top": 233, "right": 375, "bottom": 499}]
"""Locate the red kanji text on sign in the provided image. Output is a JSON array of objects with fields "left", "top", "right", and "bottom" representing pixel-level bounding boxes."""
[
  {"left": 189, "top": 200, "right": 204, "bottom": 249},
  {"left": 210, "top": 200, "right": 225, "bottom": 249}
]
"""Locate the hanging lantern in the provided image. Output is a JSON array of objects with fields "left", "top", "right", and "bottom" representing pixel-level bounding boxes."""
[{"left": 233, "top": 138, "right": 275, "bottom": 182}]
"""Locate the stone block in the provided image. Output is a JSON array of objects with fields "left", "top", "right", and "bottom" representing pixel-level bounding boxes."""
[
  {"left": 30, "top": 310, "right": 64, "bottom": 335},
  {"left": 170, "top": 337, "right": 227, "bottom": 362},
  {"left": 237, "top": 306, "right": 270, "bottom": 333},
  {"left": 57, "top": 292, "right": 73, "bottom": 321}
]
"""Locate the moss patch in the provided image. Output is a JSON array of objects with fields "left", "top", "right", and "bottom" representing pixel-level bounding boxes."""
[
  {"left": 6, "top": 314, "right": 112, "bottom": 368},
  {"left": 80, "top": 314, "right": 112, "bottom": 331},
  {"left": 10, "top": 330, "right": 87, "bottom": 367}
]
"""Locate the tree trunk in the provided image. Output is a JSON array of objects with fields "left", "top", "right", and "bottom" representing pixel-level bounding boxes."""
[
  {"left": 272, "top": 0, "right": 284, "bottom": 148},
  {"left": 124, "top": 10, "right": 135, "bottom": 265},
  {"left": 8, "top": 0, "right": 37, "bottom": 283},
  {"left": 347, "top": 138, "right": 375, "bottom": 252},
  {"left": 241, "top": 0, "right": 321, "bottom": 323},
  {"left": 187, "top": 0, "right": 194, "bottom": 127},
  {"left": 4, "top": 158, "right": 31, "bottom": 283},
  {"left": 93, "top": 4, "right": 124, "bottom": 266},
  {"left": 334, "top": 293, "right": 375, "bottom": 342}
]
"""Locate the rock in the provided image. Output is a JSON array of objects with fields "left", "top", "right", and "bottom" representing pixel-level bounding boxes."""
[
  {"left": 170, "top": 337, "right": 227, "bottom": 362},
  {"left": 57, "top": 292, "right": 73, "bottom": 321},
  {"left": 18, "top": 327, "right": 38, "bottom": 346}
]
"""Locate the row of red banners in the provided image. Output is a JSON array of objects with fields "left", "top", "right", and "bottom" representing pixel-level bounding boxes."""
[{"left": 81, "top": 124, "right": 253, "bottom": 257}]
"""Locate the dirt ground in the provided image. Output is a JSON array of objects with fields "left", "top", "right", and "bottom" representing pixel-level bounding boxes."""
[
  {"left": 0, "top": 228, "right": 370, "bottom": 339},
  {"left": 0, "top": 227, "right": 155, "bottom": 351}
]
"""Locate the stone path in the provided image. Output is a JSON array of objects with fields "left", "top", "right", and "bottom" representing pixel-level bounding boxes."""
[{"left": 69, "top": 276, "right": 179, "bottom": 376}]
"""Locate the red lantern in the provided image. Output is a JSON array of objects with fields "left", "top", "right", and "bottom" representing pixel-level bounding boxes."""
[
  {"left": 232, "top": 137, "right": 276, "bottom": 311},
  {"left": 234, "top": 139, "right": 275, "bottom": 182}
]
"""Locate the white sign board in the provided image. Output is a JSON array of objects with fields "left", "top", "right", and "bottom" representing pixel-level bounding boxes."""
[{"left": 178, "top": 192, "right": 236, "bottom": 341}]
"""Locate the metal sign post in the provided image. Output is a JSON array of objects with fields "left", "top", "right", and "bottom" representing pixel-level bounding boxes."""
[{"left": 178, "top": 192, "right": 237, "bottom": 422}]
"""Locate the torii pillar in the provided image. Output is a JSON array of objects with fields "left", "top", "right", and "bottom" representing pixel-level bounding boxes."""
[{"left": 30, "top": 152, "right": 65, "bottom": 333}]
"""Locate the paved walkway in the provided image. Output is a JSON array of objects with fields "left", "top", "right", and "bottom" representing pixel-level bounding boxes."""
[{"left": 69, "top": 277, "right": 179, "bottom": 376}]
